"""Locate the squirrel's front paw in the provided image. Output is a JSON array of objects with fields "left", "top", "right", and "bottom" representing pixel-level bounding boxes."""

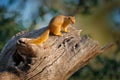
[
  {"left": 55, "top": 33, "right": 62, "bottom": 37},
  {"left": 63, "top": 29, "right": 70, "bottom": 33}
]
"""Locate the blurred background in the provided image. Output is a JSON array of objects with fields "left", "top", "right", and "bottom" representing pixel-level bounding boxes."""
[{"left": 0, "top": 0, "right": 120, "bottom": 80}]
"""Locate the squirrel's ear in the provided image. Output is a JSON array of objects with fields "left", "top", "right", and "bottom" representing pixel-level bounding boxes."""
[{"left": 67, "top": 16, "right": 75, "bottom": 24}]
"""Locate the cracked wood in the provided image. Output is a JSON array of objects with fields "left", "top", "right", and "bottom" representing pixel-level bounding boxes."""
[{"left": 0, "top": 26, "right": 113, "bottom": 80}]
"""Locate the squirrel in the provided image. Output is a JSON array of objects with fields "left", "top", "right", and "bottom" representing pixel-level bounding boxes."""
[{"left": 27, "top": 15, "right": 75, "bottom": 45}]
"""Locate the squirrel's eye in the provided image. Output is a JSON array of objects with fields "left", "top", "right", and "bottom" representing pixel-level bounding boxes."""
[{"left": 68, "top": 17, "right": 71, "bottom": 19}]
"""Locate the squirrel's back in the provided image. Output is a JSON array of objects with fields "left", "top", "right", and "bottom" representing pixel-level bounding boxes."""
[{"left": 48, "top": 15, "right": 66, "bottom": 27}]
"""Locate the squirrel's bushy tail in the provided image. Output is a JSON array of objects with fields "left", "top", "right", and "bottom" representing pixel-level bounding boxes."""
[{"left": 28, "top": 29, "right": 50, "bottom": 45}]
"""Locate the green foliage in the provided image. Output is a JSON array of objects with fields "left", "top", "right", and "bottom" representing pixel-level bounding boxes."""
[{"left": 0, "top": 23, "right": 20, "bottom": 51}]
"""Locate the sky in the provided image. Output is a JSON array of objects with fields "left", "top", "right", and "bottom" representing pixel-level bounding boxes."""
[
  {"left": 0, "top": 0, "right": 120, "bottom": 30},
  {"left": 0, "top": 0, "right": 46, "bottom": 28},
  {"left": 110, "top": 8, "right": 120, "bottom": 30}
]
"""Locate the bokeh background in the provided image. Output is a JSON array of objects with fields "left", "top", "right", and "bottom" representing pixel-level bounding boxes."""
[{"left": 0, "top": 0, "right": 120, "bottom": 80}]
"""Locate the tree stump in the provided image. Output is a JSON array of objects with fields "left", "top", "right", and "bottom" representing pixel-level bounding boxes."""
[{"left": 0, "top": 26, "right": 113, "bottom": 80}]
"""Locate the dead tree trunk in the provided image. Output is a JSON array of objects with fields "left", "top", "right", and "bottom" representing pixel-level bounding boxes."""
[{"left": 0, "top": 26, "right": 112, "bottom": 80}]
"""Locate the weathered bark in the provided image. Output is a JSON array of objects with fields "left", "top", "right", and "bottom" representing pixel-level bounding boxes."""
[{"left": 0, "top": 26, "right": 113, "bottom": 80}]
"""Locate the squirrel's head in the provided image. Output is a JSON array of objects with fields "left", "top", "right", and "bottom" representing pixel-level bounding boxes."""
[{"left": 67, "top": 16, "right": 75, "bottom": 24}]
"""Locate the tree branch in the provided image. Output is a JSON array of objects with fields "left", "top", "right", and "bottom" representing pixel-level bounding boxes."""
[{"left": 0, "top": 26, "right": 113, "bottom": 80}]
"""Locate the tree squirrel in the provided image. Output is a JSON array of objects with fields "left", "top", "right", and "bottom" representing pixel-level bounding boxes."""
[{"left": 27, "top": 15, "right": 75, "bottom": 45}]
